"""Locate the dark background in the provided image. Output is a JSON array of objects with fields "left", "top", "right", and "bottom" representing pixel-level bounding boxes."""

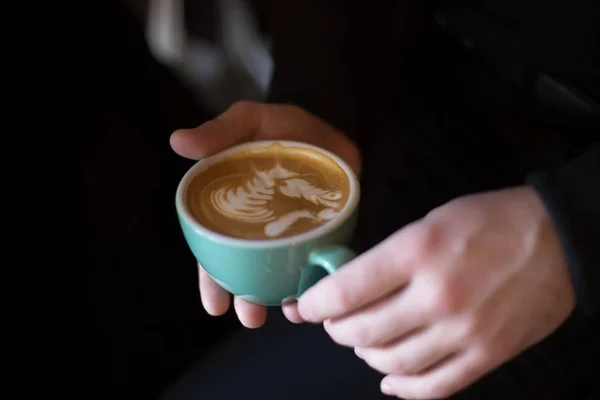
[{"left": 85, "top": 2, "right": 242, "bottom": 397}]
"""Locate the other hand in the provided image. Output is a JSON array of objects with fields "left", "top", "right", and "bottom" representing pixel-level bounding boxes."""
[
  {"left": 170, "top": 101, "right": 361, "bottom": 328},
  {"left": 298, "top": 186, "right": 575, "bottom": 399}
]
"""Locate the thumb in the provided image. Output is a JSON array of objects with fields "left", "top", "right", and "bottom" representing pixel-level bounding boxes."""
[{"left": 170, "top": 101, "right": 262, "bottom": 160}]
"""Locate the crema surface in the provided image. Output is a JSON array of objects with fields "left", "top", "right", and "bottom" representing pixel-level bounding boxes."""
[{"left": 187, "top": 143, "right": 351, "bottom": 239}]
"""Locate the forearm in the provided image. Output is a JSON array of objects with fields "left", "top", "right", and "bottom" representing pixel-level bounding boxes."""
[{"left": 526, "top": 142, "right": 600, "bottom": 319}]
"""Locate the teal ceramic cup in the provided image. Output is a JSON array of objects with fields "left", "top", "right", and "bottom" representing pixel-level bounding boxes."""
[{"left": 175, "top": 140, "right": 360, "bottom": 306}]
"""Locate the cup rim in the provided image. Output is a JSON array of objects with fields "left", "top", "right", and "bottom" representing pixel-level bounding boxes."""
[{"left": 176, "top": 140, "right": 360, "bottom": 248}]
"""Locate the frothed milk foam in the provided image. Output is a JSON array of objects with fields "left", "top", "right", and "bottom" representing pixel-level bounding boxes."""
[{"left": 186, "top": 143, "right": 351, "bottom": 239}]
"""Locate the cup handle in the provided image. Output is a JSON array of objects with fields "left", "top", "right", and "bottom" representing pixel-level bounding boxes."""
[{"left": 296, "top": 245, "right": 356, "bottom": 298}]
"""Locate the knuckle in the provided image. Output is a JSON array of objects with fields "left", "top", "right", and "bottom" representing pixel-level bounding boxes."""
[
  {"left": 350, "top": 323, "right": 376, "bottom": 347},
  {"left": 229, "top": 100, "right": 260, "bottom": 116},
  {"left": 329, "top": 281, "right": 354, "bottom": 311},
  {"left": 427, "top": 282, "right": 463, "bottom": 316},
  {"left": 457, "top": 316, "right": 481, "bottom": 343},
  {"left": 412, "top": 223, "right": 445, "bottom": 263}
]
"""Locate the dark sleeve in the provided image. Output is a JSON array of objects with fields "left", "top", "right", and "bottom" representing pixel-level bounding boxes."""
[
  {"left": 526, "top": 142, "right": 600, "bottom": 318},
  {"left": 260, "top": 0, "right": 359, "bottom": 139}
]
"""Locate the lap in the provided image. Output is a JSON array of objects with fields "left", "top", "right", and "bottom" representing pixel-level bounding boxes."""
[
  {"left": 160, "top": 310, "right": 595, "bottom": 400},
  {"left": 160, "top": 310, "right": 387, "bottom": 400}
]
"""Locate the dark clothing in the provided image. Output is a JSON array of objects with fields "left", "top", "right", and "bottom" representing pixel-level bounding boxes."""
[
  {"left": 528, "top": 144, "right": 600, "bottom": 318},
  {"left": 162, "top": 1, "right": 600, "bottom": 399},
  {"left": 265, "top": 0, "right": 600, "bottom": 320},
  {"left": 438, "top": 0, "right": 600, "bottom": 101}
]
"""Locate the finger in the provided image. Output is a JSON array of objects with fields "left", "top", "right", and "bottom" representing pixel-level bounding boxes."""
[
  {"left": 298, "top": 228, "right": 416, "bottom": 323},
  {"left": 170, "top": 102, "right": 362, "bottom": 174},
  {"left": 199, "top": 263, "right": 231, "bottom": 316},
  {"left": 170, "top": 101, "right": 261, "bottom": 160},
  {"left": 358, "top": 325, "right": 460, "bottom": 375},
  {"left": 234, "top": 296, "right": 268, "bottom": 329},
  {"left": 380, "top": 350, "right": 487, "bottom": 399},
  {"left": 282, "top": 303, "right": 304, "bottom": 324},
  {"left": 323, "top": 284, "right": 430, "bottom": 347}
]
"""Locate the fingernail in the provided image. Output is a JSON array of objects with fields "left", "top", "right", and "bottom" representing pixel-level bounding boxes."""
[
  {"left": 381, "top": 381, "right": 393, "bottom": 395},
  {"left": 354, "top": 347, "right": 363, "bottom": 358}
]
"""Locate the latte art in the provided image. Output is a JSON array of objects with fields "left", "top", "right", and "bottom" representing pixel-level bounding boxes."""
[
  {"left": 187, "top": 143, "right": 351, "bottom": 240},
  {"left": 210, "top": 163, "right": 343, "bottom": 237},
  {"left": 210, "top": 163, "right": 297, "bottom": 224},
  {"left": 278, "top": 179, "right": 343, "bottom": 207}
]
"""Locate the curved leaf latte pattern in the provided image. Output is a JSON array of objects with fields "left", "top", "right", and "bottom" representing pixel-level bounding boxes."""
[{"left": 210, "top": 163, "right": 343, "bottom": 237}]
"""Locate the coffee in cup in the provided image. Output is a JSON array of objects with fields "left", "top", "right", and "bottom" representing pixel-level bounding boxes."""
[{"left": 186, "top": 142, "right": 351, "bottom": 240}]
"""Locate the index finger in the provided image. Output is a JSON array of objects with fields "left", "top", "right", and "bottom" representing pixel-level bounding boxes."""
[{"left": 298, "top": 229, "right": 414, "bottom": 323}]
